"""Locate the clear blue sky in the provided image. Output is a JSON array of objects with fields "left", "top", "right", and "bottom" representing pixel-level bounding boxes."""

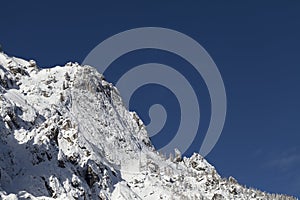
[{"left": 1, "top": 1, "right": 299, "bottom": 197}]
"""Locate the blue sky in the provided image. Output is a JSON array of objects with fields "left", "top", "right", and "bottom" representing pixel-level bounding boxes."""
[{"left": 1, "top": 1, "right": 299, "bottom": 197}]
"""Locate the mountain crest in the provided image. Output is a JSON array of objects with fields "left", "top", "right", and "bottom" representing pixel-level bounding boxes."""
[{"left": 0, "top": 52, "right": 296, "bottom": 200}]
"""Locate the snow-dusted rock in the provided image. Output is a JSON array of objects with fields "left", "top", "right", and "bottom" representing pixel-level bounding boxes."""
[{"left": 0, "top": 52, "right": 296, "bottom": 200}]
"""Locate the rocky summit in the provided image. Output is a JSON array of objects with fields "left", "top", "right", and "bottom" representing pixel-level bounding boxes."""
[{"left": 0, "top": 52, "right": 296, "bottom": 200}]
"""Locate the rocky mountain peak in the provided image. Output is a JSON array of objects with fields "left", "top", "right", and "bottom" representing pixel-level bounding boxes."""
[{"left": 0, "top": 52, "right": 296, "bottom": 200}]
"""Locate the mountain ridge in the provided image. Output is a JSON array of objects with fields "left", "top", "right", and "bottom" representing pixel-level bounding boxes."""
[{"left": 0, "top": 52, "right": 296, "bottom": 200}]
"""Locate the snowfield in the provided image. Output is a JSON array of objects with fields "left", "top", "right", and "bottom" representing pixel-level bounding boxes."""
[{"left": 0, "top": 52, "right": 297, "bottom": 200}]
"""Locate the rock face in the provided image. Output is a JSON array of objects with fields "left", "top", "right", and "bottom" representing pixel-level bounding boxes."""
[{"left": 0, "top": 52, "right": 296, "bottom": 200}]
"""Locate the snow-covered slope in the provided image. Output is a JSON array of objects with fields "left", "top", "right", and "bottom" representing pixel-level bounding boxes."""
[{"left": 0, "top": 52, "right": 296, "bottom": 200}]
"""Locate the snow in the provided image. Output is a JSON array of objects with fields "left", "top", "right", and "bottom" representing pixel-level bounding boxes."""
[{"left": 0, "top": 51, "right": 297, "bottom": 200}]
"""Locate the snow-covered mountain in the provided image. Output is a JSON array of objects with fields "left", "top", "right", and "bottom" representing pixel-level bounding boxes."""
[{"left": 0, "top": 52, "right": 296, "bottom": 200}]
